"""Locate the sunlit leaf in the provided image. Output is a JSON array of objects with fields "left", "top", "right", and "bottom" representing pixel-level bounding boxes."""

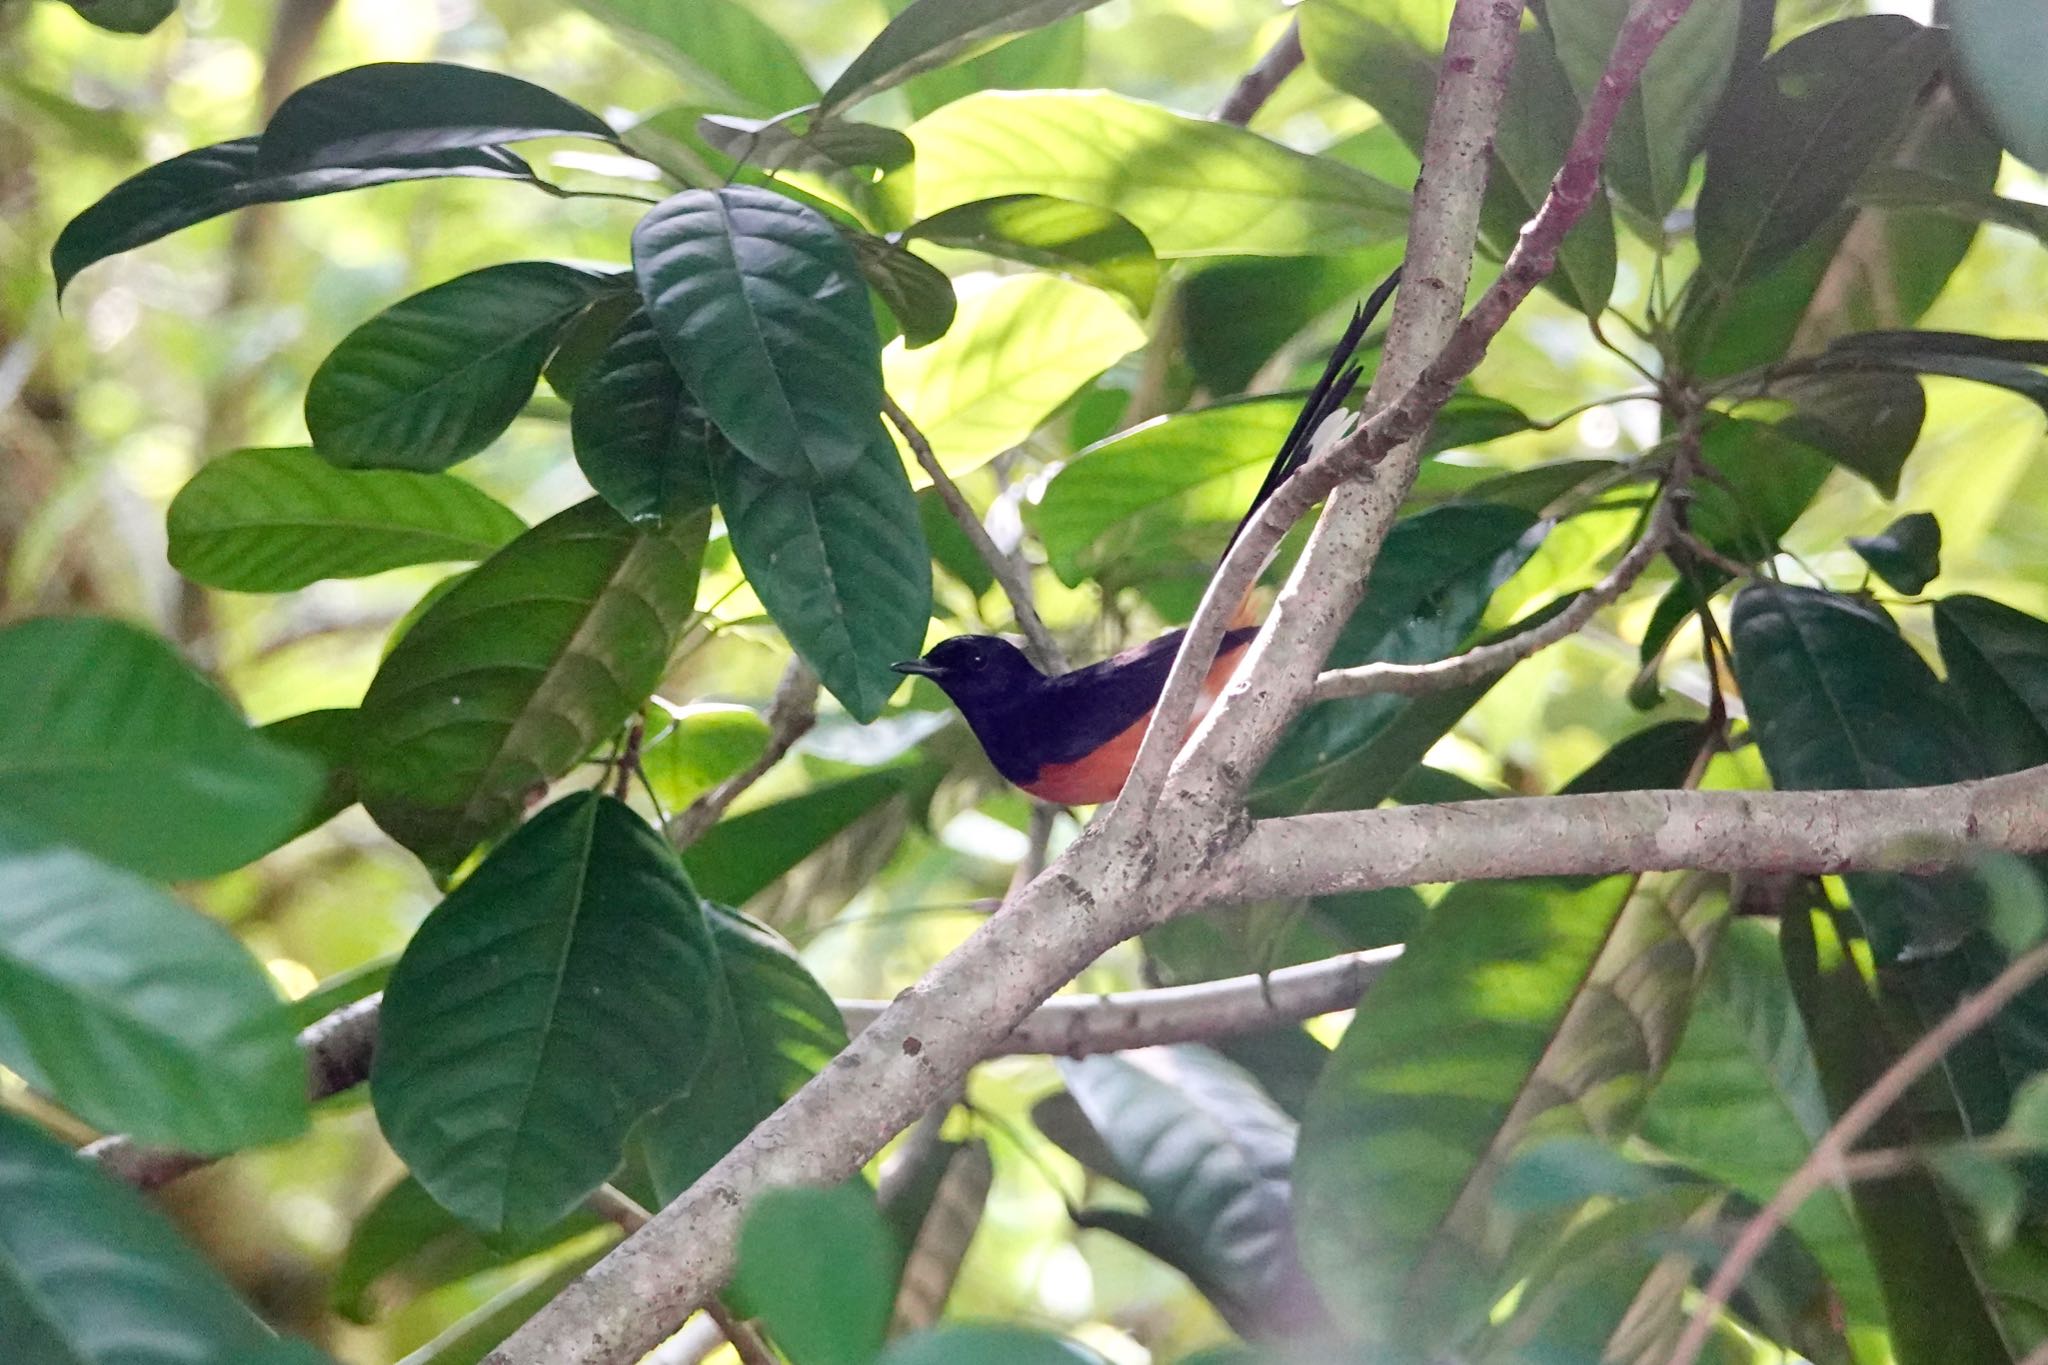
[
  {"left": 904, "top": 194, "right": 1159, "bottom": 312},
  {"left": 571, "top": 0, "right": 819, "bottom": 116},
  {"left": 389, "top": 1232, "right": 611, "bottom": 1365},
  {"left": 819, "top": 0, "right": 1117, "bottom": 116},
  {"left": 639, "top": 704, "right": 772, "bottom": 810}
]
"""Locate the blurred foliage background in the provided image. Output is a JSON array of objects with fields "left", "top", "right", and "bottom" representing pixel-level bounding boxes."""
[{"left": 6, "top": 0, "right": 2048, "bottom": 1359}]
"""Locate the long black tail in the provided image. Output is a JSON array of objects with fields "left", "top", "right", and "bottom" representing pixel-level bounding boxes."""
[{"left": 1224, "top": 266, "right": 1402, "bottom": 557}]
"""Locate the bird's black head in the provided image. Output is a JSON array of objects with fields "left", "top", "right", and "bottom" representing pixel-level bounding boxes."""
[{"left": 891, "top": 634, "right": 1042, "bottom": 706}]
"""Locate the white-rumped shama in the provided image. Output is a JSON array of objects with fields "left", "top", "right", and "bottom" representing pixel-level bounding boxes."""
[{"left": 893, "top": 270, "right": 1402, "bottom": 805}]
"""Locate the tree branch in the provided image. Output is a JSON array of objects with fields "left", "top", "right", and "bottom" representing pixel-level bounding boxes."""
[
  {"left": 1214, "top": 16, "right": 1304, "bottom": 127},
  {"left": 664, "top": 659, "right": 818, "bottom": 850}
]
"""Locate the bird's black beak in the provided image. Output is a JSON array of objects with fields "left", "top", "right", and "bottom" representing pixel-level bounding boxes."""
[{"left": 891, "top": 659, "right": 942, "bottom": 677}]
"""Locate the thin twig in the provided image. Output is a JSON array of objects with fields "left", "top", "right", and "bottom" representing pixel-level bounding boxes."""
[
  {"left": 1669, "top": 938, "right": 2048, "bottom": 1365},
  {"left": 585, "top": 1185, "right": 652, "bottom": 1234},
  {"left": 702, "top": 1302, "right": 777, "bottom": 1365},
  {"left": 1214, "top": 16, "right": 1305, "bottom": 126},
  {"left": 664, "top": 660, "right": 819, "bottom": 850},
  {"left": 882, "top": 393, "right": 1067, "bottom": 674}
]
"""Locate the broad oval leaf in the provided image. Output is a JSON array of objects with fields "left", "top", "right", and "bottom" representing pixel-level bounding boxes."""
[
  {"left": 306, "top": 262, "right": 620, "bottom": 472},
  {"left": 1935, "top": 594, "right": 2048, "bottom": 776},
  {"left": 1953, "top": 1, "right": 2048, "bottom": 173},
  {"left": 167, "top": 447, "right": 526, "bottom": 591},
  {"left": 847, "top": 233, "right": 958, "bottom": 349},
  {"left": 255, "top": 62, "right": 616, "bottom": 173},
  {"left": 681, "top": 770, "right": 914, "bottom": 906},
  {"left": 372, "top": 793, "right": 721, "bottom": 1238},
  {"left": 884, "top": 274, "right": 1143, "bottom": 480},
  {"left": 819, "top": 0, "right": 1115, "bottom": 116},
  {"left": 569, "top": 311, "right": 717, "bottom": 526},
  {"left": 907, "top": 90, "right": 1410, "bottom": 257},
  {"left": 640, "top": 703, "right": 772, "bottom": 809},
  {"left": 0, "top": 822, "right": 306, "bottom": 1153},
  {"left": 730, "top": 1185, "right": 898, "bottom": 1365},
  {"left": 0, "top": 616, "right": 320, "bottom": 880},
  {"left": 0, "top": 1111, "right": 301, "bottom": 1362},
  {"left": 1686, "top": 418, "right": 1832, "bottom": 561},
  {"left": 633, "top": 186, "right": 888, "bottom": 480},
  {"left": 904, "top": 193, "right": 1159, "bottom": 312},
  {"left": 710, "top": 433, "right": 931, "bottom": 722},
  {"left": 62, "top": 0, "right": 175, "bottom": 34},
  {"left": 51, "top": 137, "right": 538, "bottom": 296},
  {"left": 1849, "top": 511, "right": 1941, "bottom": 595},
  {"left": 571, "top": 0, "right": 819, "bottom": 116},
  {"left": 357, "top": 497, "right": 708, "bottom": 876}
]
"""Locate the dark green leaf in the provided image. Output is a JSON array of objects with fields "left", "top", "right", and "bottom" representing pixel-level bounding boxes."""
[
  {"left": 710, "top": 432, "right": 930, "bottom": 722},
  {"left": 1559, "top": 720, "right": 1710, "bottom": 795},
  {"left": 908, "top": 90, "right": 1410, "bottom": 257},
  {"left": 543, "top": 291, "right": 640, "bottom": 403},
  {"left": 569, "top": 311, "right": 718, "bottom": 527},
  {"left": 1850, "top": 511, "right": 1941, "bottom": 594},
  {"left": 255, "top": 62, "right": 615, "bottom": 173},
  {"left": 307, "top": 263, "right": 619, "bottom": 472},
  {"left": 373, "top": 794, "right": 721, "bottom": 1237},
  {"left": 847, "top": 233, "right": 957, "bottom": 348},
  {"left": 1767, "top": 371, "right": 1926, "bottom": 499},
  {"left": 570, "top": 0, "right": 819, "bottom": 116},
  {"left": 1695, "top": 16, "right": 1944, "bottom": 285},
  {"left": 681, "top": 770, "right": 912, "bottom": 905},
  {"left": 168, "top": 447, "right": 525, "bottom": 590},
  {"left": 357, "top": 498, "right": 707, "bottom": 876},
  {"left": 1854, "top": 166, "right": 2048, "bottom": 244},
  {"left": 919, "top": 488, "right": 995, "bottom": 596},
  {"left": 0, "top": 1110, "right": 299, "bottom": 1363},
  {"left": 1935, "top": 594, "right": 2048, "bottom": 775},
  {"left": 260, "top": 709, "right": 360, "bottom": 838},
  {"left": 1687, "top": 419, "right": 1832, "bottom": 562},
  {"left": 0, "top": 821, "right": 305, "bottom": 1152},
  {"left": 1817, "top": 331, "right": 2048, "bottom": 418},
  {"left": 633, "top": 186, "right": 887, "bottom": 480},
  {"left": 730, "top": 1185, "right": 897, "bottom": 1365},
  {"left": 1953, "top": 2, "right": 2048, "bottom": 172},
  {"left": 819, "top": 0, "right": 1117, "bottom": 116},
  {"left": 61, "top": 0, "right": 174, "bottom": 35},
  {"left": 905, "top": 194, "right": 1159, "bottom": 312},
  {"left": 878, "top": 1325, "right": 1106, "bottom": 1365},
  {"left": 52, "top": 137, "right": 538, "bottom": 296},
  {"left": 0, "top": 616, "right": 320, "bottom": 880},
  {"left": 1180, "top": 250, "right": 1404, "bottom": 396}
]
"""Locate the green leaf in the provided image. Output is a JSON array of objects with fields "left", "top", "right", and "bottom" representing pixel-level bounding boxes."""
[
  {"left": 391, "top": 1232, "right": 611, "bottom": 1365},
  {"left": 372, "top": 794, "right": 721, "bottom": 1238},
  {"left": 254, "top": 62, "right": 615, "bottom": 173},
  {"left": 1953, "top": 1, "right": 2048, "bottom": 172},
  {"left": 307, "top": 263, "right": 618, "bottom": 472},
  {"left": 1854, "top": 166, "right": 2048, "bottom": 245},
  {"left": 1547, "top": 0, "right": 1739, "bottom": 224},
  {"left": 569, "top": 311, "right": 717, "bottom": 527},
  {"left": 904, "top": 194, "right": 1159, "bottom": 313},
  {"left": 1936, "top": 594, "right": 2048, "bottom": 775},
  {"left": 633, "top": 186, "right": 888, "bottom": 480},
  {"left": 730, "top": 1185, "right": 897, "bottom": 1365},
  {"left": 62, "top": 0, "right": 174, "bottom": 34},
  {"left": 571, "top": 0, "right": 819, "bottom": 116},
  {"left": 1686, "top": 418, "right": 1832, "bottom": 562},
  {"left": 885, "top": 275, "right": 1143, "bottom": 479},
  {"left": 0, "top": 616, "right": 320, "bottom": 880},
  {"left": 357, "top": 498, "right": 707, "bottom": 876},
  {"left": 1766, "top": 371, "right": 1926, "bottom": 499},
  {"left": 698, "top": 115, "right": 914, "bottom": 178},
  {"left": 896, "top": 2, "right": 1086, "bottom": 118},
  {"left": 1059, "top": 1047, "right": 1328, "bottom": 1338},
  {"left": 1933, "top": 1146, "right": 2025, "bottom": 1249},
  {"left": 0, "top": 1110, "right": 301, "bottom": 1363},
  {"left": 543, "top": 291, "right": 640, "bottom": 403},
  {"left": 710, "top": 433, "right": 930, "bottom": 722},
  {"left": 261, "top": 708, "right": 361, "bottom": 837},
  {"left": 1180, "top": 251, "right": 1403, "bottom": 396},
  {"left": 1817, "top": 331, "right": 2048, "bottom": 419},
  {"left": 878, "top": 1326, "right": 1107, "bottom": 1365},
  {"left": 847, "top": 233, "right": 958, "bottom": 348},
  {"left": 681, "top": 770, "right": 913, "bottom": 905},
  {"left": 640, "top": 703, "right": 772, "bottom": 810},
  {"left": 167, "top": 447, "right": 525, "bottom": 591},
  {"left": 1849, "top": 511, "right": 1941, "bottom": 594},
  {"left": 0, "top": 822, "right": 305, "bottom": 1152},
  {"left": 819, "top": 0, "right": 1116, "bottom": 117},
  {"left": 51, "top": 137, "right": 539, "bottom": 296},
  {"left": 907, "top": 90, "right": 1410, "bottom": 257},
  {"left": 1695, "top": 16, "right": 1945, "bottom": 286}
]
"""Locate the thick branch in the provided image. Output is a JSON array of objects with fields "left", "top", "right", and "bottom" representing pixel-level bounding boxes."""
[
  {"left": 664, "top": 660, "right": 818, "bottom": 849},
  {"left": 1214, "top": 16, "right": 1304, "bottom": 126}
]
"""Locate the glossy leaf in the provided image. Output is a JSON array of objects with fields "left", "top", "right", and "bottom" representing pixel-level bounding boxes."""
[
  {"left": 0, "top": 821, "right": 305, "bottom": 1152},
  {"left": 1935, "top": 594, "right": 2048, "bottom": 775},
  {"left": 681, "top": 770, "right": 913, "bottom": 905},
  {"left": 819, "top": 0, "right": 1116, "bottom": 116},
  {"left": 308, "top": 263, "right": 618, "bottom": 472},
  {"left": 847, "top": 233, "right": 957, "bottom": 349},
  {"left": 709, "top": 433, "right": 930, "bottom": 722},
  {"left": 730, "top": 1185, "right": 898, "bottom": 1365},
  {"left": 1181, "top": 250, "right": 1403, "bottom": 396},
  {"left": 51, "top": 137, "right": 539, "bottom": 296},
  {"left": 1060, "top": 1046, "right": 1327, "bottom": 1338},
  {"left": 372, "top": 793, "right": 722, "bottom": 1237},
  {"left": 168, "top": 447, "right": 525, "bottom": 590},
  {"left": 572, "top": 0, "right": 819, "bottom": 116},
  {"left": 904, "top": 193, "right": 1159, "bottom": 312},
  {"left": 907, "top": 90, "right": 1410, "bottom": 257},
  {"left": 568, "top": 311, "right": 717, "bottom": 526},
  {"left": 1849, "top": 511, "right": 1941, "bottom": 594},
  {"left": 633, "top": 186, "right": 888, "bottom": 480},
  {"left": 0, "top": 616, "right": 320, "bottom": 880},
  {"left": 1953, "top": 1, "right": 2048, "bottom": 172},
  {"left": 885, "top": 275, "right": 1143, "bottom": 479},
  {"left": 0, "top": 1111, "right": 301, "bottom": 1363},
  {"left": 254, "top": 62, "right": 615, "bottom": 173},
  {"left": 357, "top": 498, "right": 707, "bottom": 875},
  {"left": 1695, "top": 16, "right": 1944, "bottom": 285}
]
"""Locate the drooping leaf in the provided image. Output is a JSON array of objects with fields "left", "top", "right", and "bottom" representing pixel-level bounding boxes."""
[
  {"left": 709, "top": 433, "right": 930, "bottom": 722},
  {"left": 572, "top": 0, "right": 820, "bottom": 116},
  {"left": 0, "top": 616, "right": 320, "bottom": 880},
  {"left": 357, "top": 498, "right": 707, "bottom": 876},
  {"left": 167, "top": 447, "right": 526, "bottom": 591},
  {"left": 847, "top": 233, "right": 958, "bottom": 348},
  {"left": 819, "top": 0, "right": 1117, "bottom": 116},
  {"left": 1935, "top": 594, "right": 2048, "bottom": 775},
  {"left": 569, "top": 311, "right": 718, "bottom": 527},
  {"left": 0, "top": 821, "right": 305, "bottom": 1153},
  {"left": 1816, "top": 330, "right": 2048, "bottom": 419},
  {"left": 903, "top": 193, "right": 1159, "bottom": 312},
  {"left": 254, "top": 62, "right": 616, "bottom": 173},
  {"left": 895, "top": 2, "right": 1086, "bottom": 118},
  {"left": 0, "top": 1110, "right": 303, "bottom": 1363},
  {"left": 372, "top": 793, "right": 722, "bottom": 1237},
  {"left": 729, "top": 1185, "right": 898, "bottom": 1365},
  {"left": 681, "top": 770, "right": 914, "bottom": 906},
  {"left": 61, "top": 0, "right": 175, "bottom": 35},
  {"left": 885, "top": 275, "right": 1144, "bottom": 480},
  {"left": 1766, "top": 370, "right": 1927, "bottom": 499},
  {"left": 1849, "top": 511, "right": 1941, "bottom": 594},
  {"left": 1059, "top": 1046, "right": 1328, "bottom": 1338},
  {"left": 633, "top": 186, "right": 888, "bottom": 480},
  {"left": 51, "top": 137, "right": 540, "bottom": 296},
  {"left": 1695, "top": 16, "right": 1945, "bottom": 286},
  {"left": 1852, "top": 166, "right": 2048, "bottom": 246},
  {"left": 307, "top": 263, "right": 620, "bottom": 472},
  {"left": 1952, "top": 1, "right": 2048, "bottom": 172},
  {"left": 907, "top": 90, "right": 1410, "bottom": 257}
]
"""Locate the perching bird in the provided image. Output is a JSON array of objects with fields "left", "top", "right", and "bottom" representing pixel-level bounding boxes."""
[{"left": 892, "top": 270, "right": 1401, "bottom": 805}]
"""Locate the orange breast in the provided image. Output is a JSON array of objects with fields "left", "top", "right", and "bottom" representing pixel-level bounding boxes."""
[{"left": 1021, "top": 641, "right": 1249, "bottom": 805}]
